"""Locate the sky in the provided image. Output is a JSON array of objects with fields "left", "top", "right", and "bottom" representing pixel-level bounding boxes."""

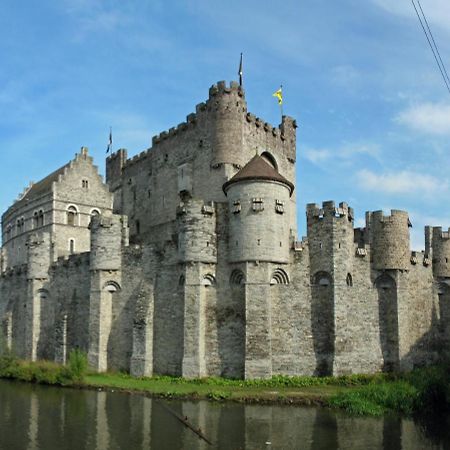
[{"left": 1, "top": 0, "right": 450, "bottom": 249}]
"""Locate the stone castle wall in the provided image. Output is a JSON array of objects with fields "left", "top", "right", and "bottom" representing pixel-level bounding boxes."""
[{"left": 0, "top": 80, "right": 447, "bottom": 379}]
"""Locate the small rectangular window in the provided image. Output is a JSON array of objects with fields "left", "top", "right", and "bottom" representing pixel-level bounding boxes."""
[
  {"left": 252, "top": 198, "right": 264, "bottom": 212},
  {"left": 232, "top": 200, "right": 241, "bottom": 214},
  {"left": 275, "top": 200, "right": 284, "bottom": 214}
]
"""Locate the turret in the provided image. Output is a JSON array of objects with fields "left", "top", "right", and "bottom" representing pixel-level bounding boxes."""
[
  {"left": 367, "top": 210, "right": 410, "bottom": 271},
  {"left": 306, "top": 200, "right": 355, "bottom": 277},
  {"left": 89, "top": 215, "right": 128, "bottom": 271},
  {"left": 106, "top": 148, "right": 127, "bottom": 189},
  {"left": 176, "top": 199, "right": 217, "bottom": 264},
  {"left": 27, "top": 232, "right": 51, "bottom": 280},
  {"left": 208, "top": 81, "right": 247, "bottom": 168},
  {"left": 430, "top": 227, "right": 450, "bottom": 278},
  {"left": 223, "top": 155, "right": 294, "bottom": 264}
]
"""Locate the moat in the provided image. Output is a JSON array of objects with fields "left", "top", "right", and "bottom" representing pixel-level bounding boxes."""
[{"left": 0, "top": 380, "right": 448, "bottom": 449}]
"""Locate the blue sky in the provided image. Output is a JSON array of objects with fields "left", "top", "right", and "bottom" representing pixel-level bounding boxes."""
[{"left": 1, "top": 0, "right": 450, "bottom": 249}]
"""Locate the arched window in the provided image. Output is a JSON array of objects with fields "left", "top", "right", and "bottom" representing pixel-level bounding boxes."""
[
  {"left": 270, "top": 268, "right": 290, "bottom": 285},
  {"left": 90, "top": 209, "right": 100, "bottom": 217},
  {"left": 67, "top": 206, "right": 78, "bottom": 226},
  {"left": 38, "top": 210, "right": 44, "bottom": 227},
  {"left": 33, "top": 211, "right": 39, "bottom": 229},
  {"left": 16, "top": 219, "right": 21, "bottom": 234},
  {"left": 346, "top": 273, "right": 353, "bottom": 287},
  {"left": 69, "top": 239, "right": 75, "bottom": 254},
  {"left": 82, "top": 179, "right": 89, "bottom": 189},
  {"left": 6, "top": 225, "right": 11, "bottom": 240}
]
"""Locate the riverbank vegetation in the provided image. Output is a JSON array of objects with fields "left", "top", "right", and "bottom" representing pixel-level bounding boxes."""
[{"left": 1, "top": 349, "right": 449, "bottom": 416}]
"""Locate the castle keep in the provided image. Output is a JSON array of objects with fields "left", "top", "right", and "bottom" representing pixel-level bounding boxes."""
[{"left": 0, "top": 80, "right": 448, "bottom": 379}]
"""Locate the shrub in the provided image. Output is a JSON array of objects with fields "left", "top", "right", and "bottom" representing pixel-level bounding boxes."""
[{"left": 67, "top": 349, "right": 88, "bottom": 382}]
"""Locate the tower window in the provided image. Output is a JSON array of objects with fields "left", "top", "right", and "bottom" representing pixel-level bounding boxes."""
[
  {"left": 82, "top": 179, "right": 89, "bottom": 189},
  {"left": 33, "top": 212, "right": 39, "bottom": 228},
  {"left": 252, "top": 198, "right": 264, "bottom": 212},
  {"left": 275, "top": 200, "right": 284, "bottom": 214},
  {"left": 232, "top": 200, "right": 241, "bottom": 214},
  {"left": 69, "top": 239, "right": 75, "bottom": 254}
]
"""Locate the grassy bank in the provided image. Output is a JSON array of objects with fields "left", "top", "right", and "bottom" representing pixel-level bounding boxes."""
[{"left": 1, "top": 351, "right": 449, "bottom": 416}]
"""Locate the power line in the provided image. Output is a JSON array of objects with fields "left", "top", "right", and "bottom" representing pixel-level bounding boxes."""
[
  {"left": 417, "top": 0, "right": 450, "bottom": 86},
  {"left": 411, "top": 0, "right": 450, "bottom": 95}
]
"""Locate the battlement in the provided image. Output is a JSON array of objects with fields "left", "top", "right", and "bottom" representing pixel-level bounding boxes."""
[
  {"left": 306, "top": 201, "right": 354, "bottom": 221},
  {"left": 208, "top": 80, "right": 243, "bottom": 98},
  {"left": 432, "top": 226, "right": 450, "bottom": 239},
  {"left": 367, "top": 209, "right": 409, "bottom": 225}
]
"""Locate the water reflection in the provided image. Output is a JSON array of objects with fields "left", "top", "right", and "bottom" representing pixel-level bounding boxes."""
[{"left": 0, "top": 380, "right": 447, "bottom": 450}]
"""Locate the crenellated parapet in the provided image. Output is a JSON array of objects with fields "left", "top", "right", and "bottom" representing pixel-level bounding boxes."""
[
  {"left": 306, "top": 201, "right": 354, "bottom": 226},
  {"left": 367, "top": 210, "right": 410, "bottom": 271},
  {"left": 428, "top": 226, "right": 450, "bottom": 278}
]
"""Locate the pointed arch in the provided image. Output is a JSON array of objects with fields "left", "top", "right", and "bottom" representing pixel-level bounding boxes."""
[{"left": 261, "top": 151, "right": 278, "bottom": 170}]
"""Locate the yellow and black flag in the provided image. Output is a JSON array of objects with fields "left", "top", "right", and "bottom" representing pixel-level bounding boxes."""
[{"left": 273, "top": 86, "right": 283, "bottom": 105}]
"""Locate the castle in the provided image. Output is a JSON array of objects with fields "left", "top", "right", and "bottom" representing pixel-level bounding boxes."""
[{"left": 0, "top": 80, "right": 448, "bottom": 379}]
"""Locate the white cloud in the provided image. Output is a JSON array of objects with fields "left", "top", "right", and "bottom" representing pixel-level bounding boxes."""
[
  {"left": 302, "top": 142, "right": 380, "bottom": 165},
  {"left": 396, "top": 103, "right": 450, "bottom": 135},
  {"left": 371, "top": 0, "right": 450, "bottom": 30},
  {"left": 356, "top": 169, "right": 444, "bottom": 195}
]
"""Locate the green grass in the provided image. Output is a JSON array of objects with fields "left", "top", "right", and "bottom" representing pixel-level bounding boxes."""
[{"left": 1, "top": 352, "right": 449, "bottom": 417}]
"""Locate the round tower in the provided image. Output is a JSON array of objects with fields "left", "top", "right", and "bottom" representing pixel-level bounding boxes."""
[
  {"left": 368, "top": 210, "right": 410, "bottom": 270},
  {"left": 176, "top": 199, "right": 217, "bottom": 264},
  {"left": 209, "top": 81, "right": 247, "bottom": 169},
  {"left": 223, "top": 155, "right": 294, "bottom": 264},
  {"left": 306, "top": 200, "right": 355, "bottom": 278},
  {"left": 431, "top": 227, "right": 450, "bottom": 278},
  {"left": 89, "top": 215, "right": 128, "bottom": 271}
]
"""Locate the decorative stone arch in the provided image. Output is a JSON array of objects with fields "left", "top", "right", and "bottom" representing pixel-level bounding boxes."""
[
  {"left": 230, "top": 269, "right": 245, "bottom": 285},
  {"left": 66, "top": 204, "right": 79, "bottom": 226},
  {"left": 270, "top": 268, "right": 289, "bottom": 285},
  {"left": 103, "top": 281, "right": 121, "bottom": 293},
  {"left": 313, "top": 271, "right": 332, "bottom": 287},
  {"left": 201, "top": 273, "right": 216, "bottom": 287},
  {"left": 374, "top": 273, "right": 396, "bottom": 290},
  {"left": 261, "top": 151, "right": 278, "bottom": 170},
  {"left": 90, "top": 208, "right": 101, "bottom": 217}
]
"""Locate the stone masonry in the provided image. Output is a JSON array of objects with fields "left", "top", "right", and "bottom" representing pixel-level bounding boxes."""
[{"left": 0, "top": 80, "right": 448, "bottom": 378}]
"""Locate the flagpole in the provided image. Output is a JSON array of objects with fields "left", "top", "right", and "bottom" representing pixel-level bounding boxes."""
[
  {"left": 238, "top": 53, "right": 243, "bottom": 87},
  {"left": 279, "top": 84, "right": 283, "bottom": 119}
]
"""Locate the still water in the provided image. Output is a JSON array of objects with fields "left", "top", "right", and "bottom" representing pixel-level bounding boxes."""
[{"left": 0, "top": 379, "right": 448, "bottom": 450}]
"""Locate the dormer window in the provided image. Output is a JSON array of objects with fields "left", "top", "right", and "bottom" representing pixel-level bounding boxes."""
[
  {"left": 82, "top": 179, "right": 89, "bottom": 189},
  {"left": 252, "top": 198, "right": 264, "bottom": 212}
]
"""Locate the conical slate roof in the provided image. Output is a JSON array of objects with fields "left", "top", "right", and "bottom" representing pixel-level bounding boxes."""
[{"left": 223, "top": 155, "right": 294, "bottom": 196}]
